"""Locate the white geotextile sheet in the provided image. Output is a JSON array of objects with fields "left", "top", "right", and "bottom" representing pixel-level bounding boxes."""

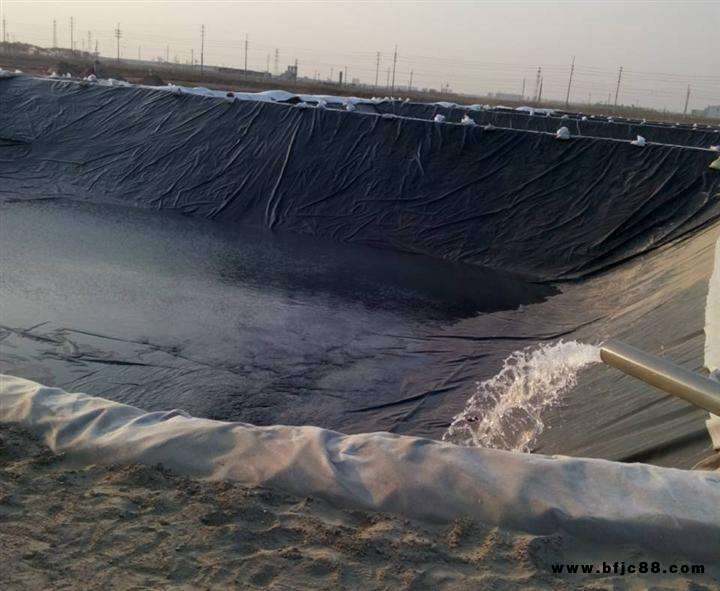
[{"left": 1, "top": 374, "right": 719, "bottom": 559}]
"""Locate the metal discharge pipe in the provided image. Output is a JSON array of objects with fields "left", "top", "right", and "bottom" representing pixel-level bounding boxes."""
[{"left": 600, "top": 340, "right": 720, "bottom": 416}]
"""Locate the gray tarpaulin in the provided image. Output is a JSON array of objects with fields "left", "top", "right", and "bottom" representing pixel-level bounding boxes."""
[
  {"left": 2, "top": 76, "right": 720, "bottom": 466},
  {"left": 1, "top": 76, "right": 719, "bottom": 281},
  {"left": 1, "top": 374, "right": 719, "bottom": 561},
  {"left": 368, "top": 101, "right": 720, "bottom": 149}
]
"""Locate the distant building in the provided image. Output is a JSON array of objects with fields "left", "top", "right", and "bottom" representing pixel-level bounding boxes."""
[
  {"left": 277, "top": 64, "right": 298, "bottom": 82},
  {"left": 489, "top": 92, "right": 523, "bottom": 102},
  {"left": 692, "top": 105, "right": 720, "bottom": 119}
]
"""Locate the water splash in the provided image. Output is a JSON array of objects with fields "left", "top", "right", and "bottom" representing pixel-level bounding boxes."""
[
  {"left": 704, "top": 238, "right": 720, "bottom": 449},
  {"left": 443, "top": 340, "right": 601, "bottom": 452}
]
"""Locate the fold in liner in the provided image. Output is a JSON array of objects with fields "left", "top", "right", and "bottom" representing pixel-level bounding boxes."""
[{"left": 2, "top": 374, "right": 719, "bottom": 560}]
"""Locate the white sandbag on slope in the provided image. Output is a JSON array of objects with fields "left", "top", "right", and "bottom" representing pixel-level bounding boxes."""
[{"left": 1, "top": 374, "right": 719, "bottom": 559}]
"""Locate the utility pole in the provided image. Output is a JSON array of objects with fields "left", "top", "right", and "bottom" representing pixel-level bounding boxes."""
[
  {"left": 374, "top": 51, "right": 380, "bottom": 90},
  {"left": 386, "top": 67, "right": 390, "bottom": 89},
  {"left": 52, "top": 19, "right": 57, "bottom": 47},
  {"left": 200, "top": 25, "right": 205, "bottom": 75},
  {"left": 390, "top": 45, "right": 398, "bottom": 92},
  {"left": 94, "top": 40, "right": 98, "bottom": 54},
  {"left": 244, "top": 34, "right": 248, "bottom": 78},
  {"left": 534, "top": 66, "right": 542, "bottom": 101},
  {"left": 87, "top": 30, "right": 91, "bottom": 54},
  {"left": 266, "top": 53, "right": 270, "bottom": 73},
  {"left": 70, "top": 17, "right": 74, "bottom": 51},
  {"left": 274, "top": 48, "right": 279, "bottom": 75},
  {"left": 537, "top": 77, "right": 544, "bottom": 103},
  {"left": 683, "top": 85, "right": 691, "bottom": 115},
  {"left": 344, "top": 65, "right": 347, "bottom": 85},
  {"left": 521, "top": 77, "right": 526, "bottom": 99},
  {"left": 114, "top": 22, "right": 121, "bottom": 61},
  {"left": 613, "top": 66, "right": 623, "bottom": 108},
  {"left": 408, "top": 69, "right": 413, "bottom": 91},
  {"left": 190, "top": 48, "right": 194, "bottom": 66},
  {"left": 565, "top": 55, "right": 575, "bottom": 107}
]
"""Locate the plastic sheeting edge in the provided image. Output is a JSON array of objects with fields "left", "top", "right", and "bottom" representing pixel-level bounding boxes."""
[{"left": 1, "top": 373, "right": 719, "bottom": 559}]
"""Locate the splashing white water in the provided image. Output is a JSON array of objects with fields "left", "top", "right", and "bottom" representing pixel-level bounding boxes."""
[
  {"left": 443, "top": 340, "right": 601, "bottom": 452},
  {"left": 705, "top": 239, "right": 720, "bottom": 375}
]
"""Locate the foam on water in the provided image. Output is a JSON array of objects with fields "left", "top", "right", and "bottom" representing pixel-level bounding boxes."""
[{"left": 443, "top": 340, "right": 601, "bottom": 452}]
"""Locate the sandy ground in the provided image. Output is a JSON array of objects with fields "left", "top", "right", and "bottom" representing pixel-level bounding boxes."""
[{"left": 1, "top": 425, "right": 718, "bottom": 590}]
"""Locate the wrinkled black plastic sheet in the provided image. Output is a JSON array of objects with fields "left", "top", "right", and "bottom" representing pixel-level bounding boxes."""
[
  {"left": 1, "top": 76, "right": 719, "bottom": 281},
  {"left": 366, "top": 101, "right": 720, "bottom": 148},
  {"left": 2, "top": 76, "right": 720, "bottom": 467},
  {"left": 1, "top": 199, "right": 717, "bottom": 467}
]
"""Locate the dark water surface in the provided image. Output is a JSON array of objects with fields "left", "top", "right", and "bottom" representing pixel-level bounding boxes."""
[{"left": 0, "top": 199, "right": 554, "bottom": 430}]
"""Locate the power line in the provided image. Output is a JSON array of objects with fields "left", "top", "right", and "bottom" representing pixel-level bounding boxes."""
[
  {"left": 3, "top": 17, "right": 718, "bottom": 111},
  {"left": 6, "top": 17, "right": 720, "bottom": 84}
]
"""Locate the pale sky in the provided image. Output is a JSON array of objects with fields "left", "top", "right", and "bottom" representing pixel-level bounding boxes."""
[{"left": 1, "top": 0, "right": 718, "bottom": 111}]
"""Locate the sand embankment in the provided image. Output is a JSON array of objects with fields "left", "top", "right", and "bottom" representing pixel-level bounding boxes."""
[{"left": 2, "top": 424, "right": 718, "bottom": 590}]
